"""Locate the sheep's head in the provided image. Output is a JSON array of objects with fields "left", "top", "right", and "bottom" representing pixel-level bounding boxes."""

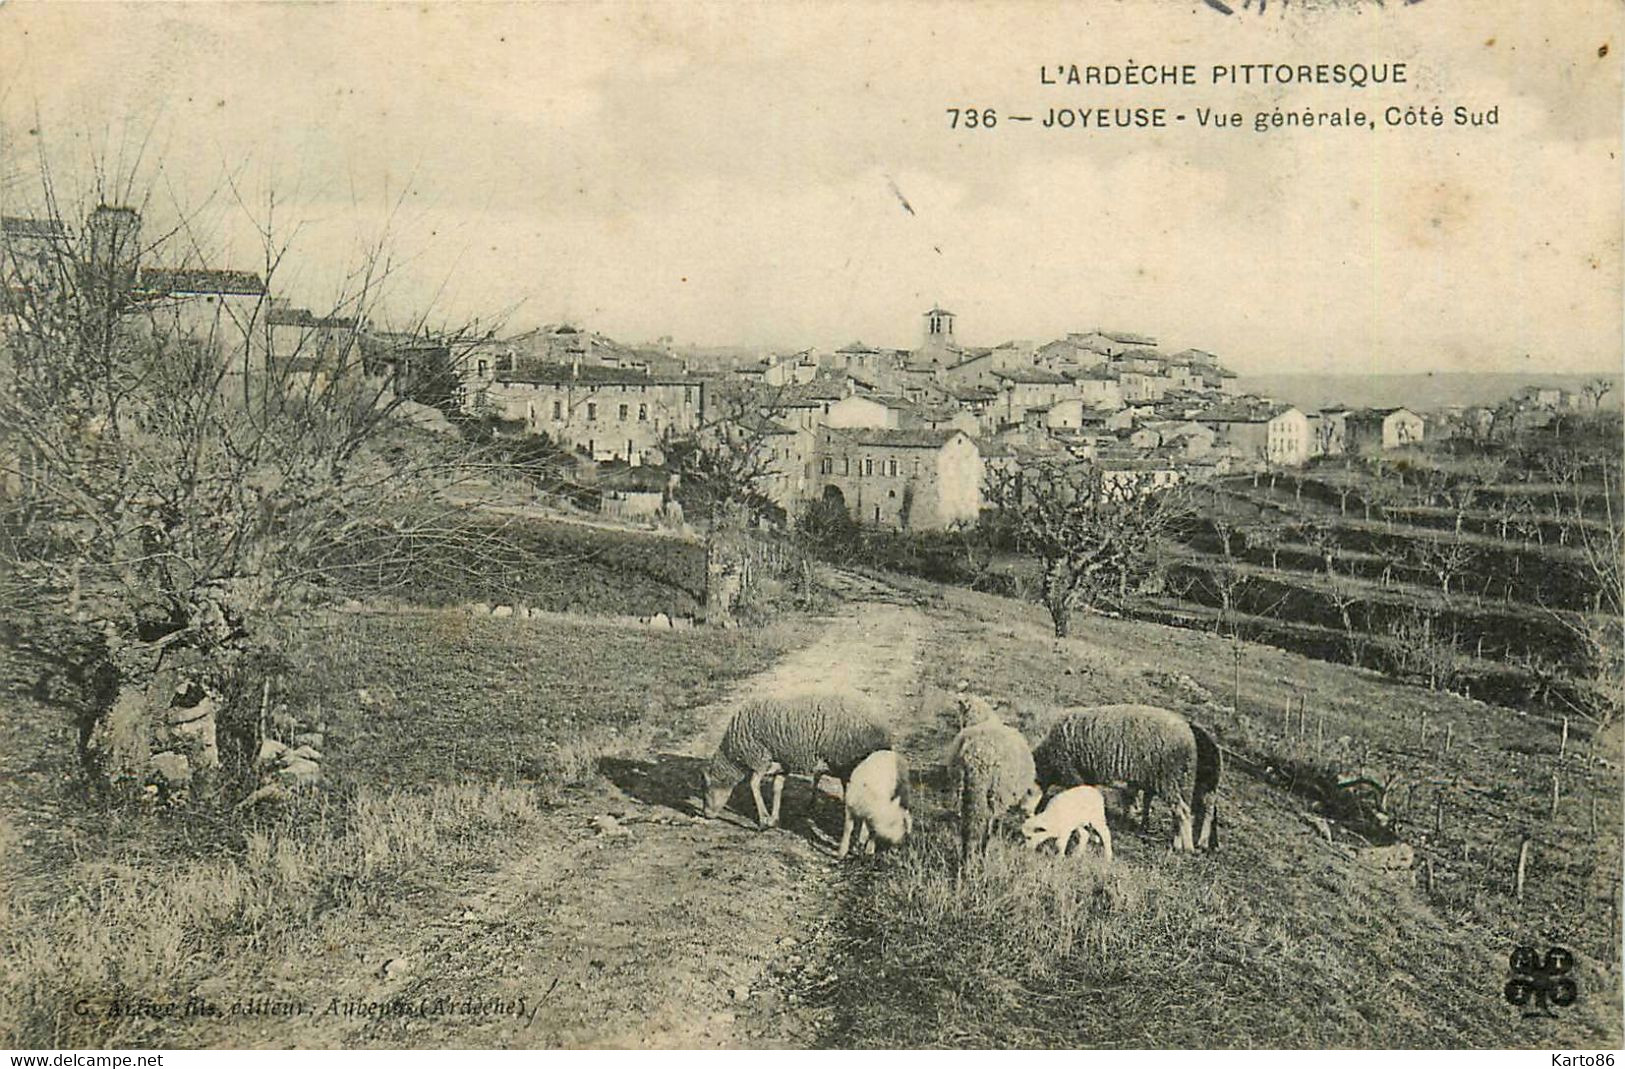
[
  {"left": 698, "top": 765, "right": 737, "bottom": 818},
  {"left": 869, "top": 801, "right": 911, "bottom": 846},
  {"left": 1019, "top": 781, "right": 1044, "bottom": 816},
  {"left": 1020, "top": 813, "right": 1056, "bottom": 851},
  {"left": 955, "top": 693, "right": 997, "bottom": 729}
]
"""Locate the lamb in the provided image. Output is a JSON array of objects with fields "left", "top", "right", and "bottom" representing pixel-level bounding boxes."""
[
  {"left": 1032, "top": 704, "right": 1198, "bottom": 852},
  {"left": 1191, "top": 722, "right": 1222, "bottom": 851},
  {"left": 699, "top": 689, "right": 893, "bottom": 856},
  {"left": 841, "top": 749, "right": 913, "bottom": 857},
  {"left": 1021, "top": 784, "right": 1112, "bottom": 862},
  {"left": 947, "top": 704, "right": 1043, "bottom": 863}
]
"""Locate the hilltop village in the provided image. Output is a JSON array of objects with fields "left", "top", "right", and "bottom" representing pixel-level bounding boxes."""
[
  {"left": 2, "top": 208, "right": 1601, "bottom": 532},
  {"left": 455, "top": 306, "right": 1433, "bottom": 530}
]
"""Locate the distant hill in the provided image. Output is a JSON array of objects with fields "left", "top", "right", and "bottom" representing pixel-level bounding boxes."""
[{"left": 1236, "top": 371, "right": 1623, "bottom": 413}]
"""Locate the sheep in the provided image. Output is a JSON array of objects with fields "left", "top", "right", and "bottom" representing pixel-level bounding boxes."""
[
  {"left": 947, "top": 708, "right": 1043, "bottom": 864},
  {"left": 842, "top": 749, "right": 913, "bottom": 857},
  {"left": 699, "top": 690, "right": 893, "bottom": 853},
  {"left": 1021, "top": 784, "right": 1112, "bottom": 862},
  {"left": 1033, "top": 704, "right": 1198, "bottom": 852},
  {"left": 1191, "top": 722, "right": 1222, "bottom": 851}
]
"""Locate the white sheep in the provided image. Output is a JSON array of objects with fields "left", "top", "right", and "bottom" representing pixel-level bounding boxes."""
[
  {"left": 700, "top": 690, "right": 893, "bottom": 855},
  {"left": 841, "top": 749, "right": 913, "bottom": 857},
  {"left": 947, "top": 698, "right": 1043, "bottom": 863},
  {"left": 1033, "top": 704, "right": 1198, "bottom": 852},
  {"left": 1022, "top": 784, "right": 1113, "bottom": 862}
]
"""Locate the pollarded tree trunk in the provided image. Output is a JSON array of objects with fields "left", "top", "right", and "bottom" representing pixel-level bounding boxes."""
[
  {"left": 1041, "top": 559, "right": 1073, "bottom": 638},
  {"left": 705, "top": 502, "right": 748, "bottom": 626},
  {"left": 82, "top": 644, "right": 223, "bottom": 799}
]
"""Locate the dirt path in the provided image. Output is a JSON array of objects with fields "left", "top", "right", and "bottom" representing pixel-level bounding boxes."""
[{"left": 335, "top": 594, "right": 929, "bottom": 1049}]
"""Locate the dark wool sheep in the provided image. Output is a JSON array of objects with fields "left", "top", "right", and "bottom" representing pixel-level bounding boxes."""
[
  {"left": 700, "top": 690, "right": 893, "bottom": 852},
  {"left": 1191, "top": 722, "right": 1222, "bottom": 851},
  {"left": 1033, "top": 704, "right": 1198, "bottom": 852}
]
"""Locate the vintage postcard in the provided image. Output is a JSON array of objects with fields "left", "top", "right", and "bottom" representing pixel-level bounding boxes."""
[{"left": 0, "top": 0, "right": 1620, "bottom": 1054}]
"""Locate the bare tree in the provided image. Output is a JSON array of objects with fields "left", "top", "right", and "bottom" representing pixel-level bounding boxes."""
[
  {"left": 1411, "top": 537, "right": 1477, "bottom": 598},
  {"left": 986, "top": 458, "right": 1188, "bottom": 637},
  {"left": 0, "top": 162, "right": 515, "bottom": 801},
  {"left": 664, "top": 380, "right": 793, "bottom": 624}
]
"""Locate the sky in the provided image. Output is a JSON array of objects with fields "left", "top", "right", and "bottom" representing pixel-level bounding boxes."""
[{"left": 0, "top": 1, "right": 1619, "bottom": 375}]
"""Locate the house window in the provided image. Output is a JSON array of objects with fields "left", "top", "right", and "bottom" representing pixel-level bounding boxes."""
[
  {"left": 619, "top": 403, "right": 629, "bottom": 420},
  {"left": 627, "top": 439, "right": 634, "bottom": 458},
  {"left": 864, "top": 458, "right": 873, "bottom": 477},
  {"left": 842, "top": 458, "right": 850, "bottom": 475},
  {"left": 888, "top": 459, "right": 898, "bottom": 477},
  {"left": 874, "top": 506, "right": 882, "bottom": 522},
  {"left": 638, "top": 404, "right": 648, "bottom": 421},
  {"left": 552, "top": 400, "right": 562, "bottom": 420},
  {"left": 587, "top": 402, "right": 597, "bottom": 421},
  {"left": 476, "top": 359, "right": 488, "bottom": 378},
  {"left": 913, "top": 459, "right": 921, "bottom": 476},
  {"left": 821, "top": 457, "right": 832, "bottom": 474}
]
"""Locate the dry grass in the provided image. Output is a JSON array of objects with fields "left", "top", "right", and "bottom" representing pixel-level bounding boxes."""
[
  {"left": 808, "top": 580, "right": 1623, "bottom": 1048},
  {"left": 2, "top": 783, "right": 543, "bottom": 1047},
  {"left": 0, "top": 607, "right": 813, "bottom": 1049}
]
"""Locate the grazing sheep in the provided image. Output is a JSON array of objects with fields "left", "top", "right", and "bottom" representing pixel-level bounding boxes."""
[
  {"left": 947, "top": 712, "right": 1043, "bottom": 864},
  {"left": 1022, "top": 784, "right": 1113, "bottom": 862},
  {"left": 1033, "top": 704, "right": 1197, "bottom": 852},
  {"left": 700, "top": 690, "right": 892, "bottom": 850},
  {"left": 842, "top": 749, "right": 913, "bottom": 857},
  {"left": 1191, "top": 722, "right": 1222, "bottom": 851}
]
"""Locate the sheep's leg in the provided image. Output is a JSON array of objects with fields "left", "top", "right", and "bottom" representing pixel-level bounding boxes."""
[
  {"left": 1140, "top": 788, "right": 1155, "bottom": 832},
  {"left": 1170, "top": 799, "right": 1194, "bottom": 852},
  {"left": 857, "top": 820, "right": 875, "bottom": 855},
  {"left": 837, "top": 802, "right": 855, "bottom": 858},
  {"left": 1096, "top": 821, "right": 1113, "bottom": 862},
  {"left": 748, "top": 772, "right": 771, "bottom": 829},
  {"left": 768, "top": 773, "right": 785, "bottom": 828}
]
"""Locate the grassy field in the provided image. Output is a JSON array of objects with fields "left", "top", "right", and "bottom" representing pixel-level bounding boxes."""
[
  {"left": 3, "top": 562, "right": 1619, "bottom": 1049},
  {"left": 325, "top": 514, "right": 708, "bottom": 618},
  {"left": 806, "top": 582, "right": 1623, "bottom": 1048},
  {"left": 0, "top": 609, "right": 812, "bottom": 1047}
]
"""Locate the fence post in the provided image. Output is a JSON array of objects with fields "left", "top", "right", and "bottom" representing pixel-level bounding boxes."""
[
  {"left": 1316, "top": 713, "right": 1324, "bottom": 756},
  {"left": 1516, "top": 838, "right": 1531, "bottom": 900},
  {"left": 1418, "top": 711, "right": 1429, "bottom": 751},
  {"left": 1559, "top": 717, "right": 1569, "bottom": 760},
  {"left": 1435, "top": 793, "right": 1443, "bottom": 837},
  {"left": 1550, "top": 774, "right": 1561, "bottom": 820},
  {"left": 1444, "top": 723, "right": 1453, "bottom": 753}
]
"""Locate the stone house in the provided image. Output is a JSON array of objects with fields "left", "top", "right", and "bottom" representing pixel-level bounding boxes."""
[
  {"left": 990, "top": 367, "right": 1077, "bottom": 427},
  {"left": 1198, "top": 399, "right": 1312, "bottom": 467},
  {"left": 816, "top": 427, "right": 982, "bottom": 530},
  {"left": 1345, "top": 407, "right": 1424, "bottom": 453},
  {"left": 489, "top": 363, "right": 705, "bottom": 465}
]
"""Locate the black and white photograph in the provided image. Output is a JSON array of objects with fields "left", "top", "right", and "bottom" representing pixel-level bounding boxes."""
[{"left": 0, "top": 0, "right": 1620, "bottom": 1052}]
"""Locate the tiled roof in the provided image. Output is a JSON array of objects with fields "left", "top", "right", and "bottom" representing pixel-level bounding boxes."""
[
  {"left": 992, "top": 367, "right": 1069, "bottom": 385},
  {"left": 1, "top": 216, "right": 67, "bottom": 239},
  {"left": 496, "top": 363, "right": 699, "bottom": 386},
  {"left": 922, "top": 306, "right": 955, "bottom": 317},
  {"left": 833, "top": 427, "right": 968, "bottom": 449},
  {"left": 1195, "top": 399, "right": 1297, "bottom": 423},
  {"left": 267, "top": 307, "right": 318, "bottom": 327},
  {"left": 140, "top": 267, "right": 267, "bottom": 296}
]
